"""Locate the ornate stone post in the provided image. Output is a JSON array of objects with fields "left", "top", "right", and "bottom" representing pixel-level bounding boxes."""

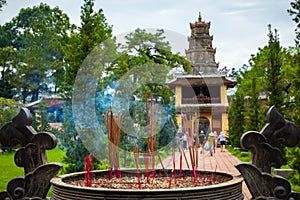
[
  {"left": 0, "top": 108, "right": 62, "bottom": 200},
  {"left": 236, "top": 106, "right": 300, "bottom": 200}
]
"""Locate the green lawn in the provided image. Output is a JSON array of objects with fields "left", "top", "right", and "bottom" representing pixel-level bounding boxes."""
[
  {"left": 0, "top": 148, "right": 65, "bottom": 192},
  {"left": 226, "top": 146, "right": 251, "bottom": 162}
]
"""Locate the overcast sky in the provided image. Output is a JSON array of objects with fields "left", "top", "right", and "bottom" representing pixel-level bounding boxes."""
[{"left": 0, "top": 0, "right": 297, "bottom": 69}]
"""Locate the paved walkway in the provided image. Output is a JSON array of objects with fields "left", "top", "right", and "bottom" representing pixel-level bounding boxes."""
[{"left": 160, "top": 147, "right": 251, "bottom": 200}]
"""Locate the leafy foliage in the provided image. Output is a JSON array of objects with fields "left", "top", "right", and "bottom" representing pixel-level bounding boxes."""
[
  {"left": 286, "top": 143, "right": 300, "bottom": 186},
  {"left": 228, "top": 91, "right": 245, "bottom": 147},
  {"left": 30, "top": 101, "right": 51, "bottom": 132},
  {"left": 288, "top": 0, "right": 300, "bottom": 46},
  {"left": 61, "top": 0, "right": 113, "bottom": 95},
  {"left": 229, "top": 25, "right": 286, "bottom": 141},
  {"left": 0, "top": 47, "right": 16, "bottom": 98},
  {"left": 0, "top": 98, "right": 23, "bottom": 151},
  {"left": 0, "top": 98, "right": 23, "bottom": 127},
  {"left": 229, "top": 3, "right": 300, "bottom": 184},
  {"left": 0, "top": 3, "right": 73, "bottom": 102},
  {"left": 0, "top": 0, "right": 6, "bottom": 11},
  {"left": 57, "top": 0, "right": 113, "bottom": 173},
  {"left": 265, "top": 26, "right": 285, "bottom": 111},
  {"left": 103, "top": 28, "right": 190, "bottom": 153}
]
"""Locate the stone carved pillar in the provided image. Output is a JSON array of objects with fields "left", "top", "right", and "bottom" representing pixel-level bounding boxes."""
[
  {"left": 0, "top": 108, "right": 62, "bottom": 200},
  {"left": 236, "top": 106, "right": 300, "bottom": 200}
]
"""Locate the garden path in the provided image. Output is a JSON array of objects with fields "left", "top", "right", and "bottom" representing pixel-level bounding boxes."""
[{"left": 160, "top": 147, "right": 251, "bottom": 200}]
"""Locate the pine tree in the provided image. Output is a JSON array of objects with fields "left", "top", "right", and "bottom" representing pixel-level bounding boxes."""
[
  {"left": 244, "top": 77, "right": 264, "bottom": 132},
  {"left": 228, "top": 91, "right": 245, "bottom": 147},
  {"left": 62, "top": 0, "right": 112, "bottom": 95},
  {"left": 286, "top": 0, "right": 300, "bottom": 187},
  {"left": 60, "top": 0, "right": 113, "bottom": 173},
  {"left": 288, "top": 0, "right": 300, "bottom": 46},
  {"left": 265, "top": 25, "right": 285, "bottom": 111}
]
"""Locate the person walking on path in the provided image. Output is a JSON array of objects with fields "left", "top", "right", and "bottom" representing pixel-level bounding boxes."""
[
  {"left": 206, "top": 132, "right": 216, "bottom": 156},
  {"left": 182, "top": 132, "right": 188, "bottom": 150},
  {"left": 199, "top": 130, "right": 206, "bottom": 154},
  {"left": 213, "top": 131, "right": 218, "bottom": 153},
  {"left": 218, "top": 132, "right": 226, "bottom": 152},
  {"left": 177, "top": 129, "right": 184, "bottom": 151}
]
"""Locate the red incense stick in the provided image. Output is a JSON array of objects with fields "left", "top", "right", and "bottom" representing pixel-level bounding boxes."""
[
  {"left": 144, "top": 152, "right": 150, "bottom": 184},
  {"left": 172, "top": 148, "right": 176, "bottom": 184},
  {"left": 84, "top": 154, "right": 92, "bottom": 187},
  {"left": 212, "top": 165, "right": 217, "bottom": 182},
  {"left": 134, "top": 145, "right": 141, "bottom": 189},
  {"left": 179, "top": 153, "right": 183, "bottom": 178},
  {"left": 168, "top": 172, "right": 172, "bottom": 189}
]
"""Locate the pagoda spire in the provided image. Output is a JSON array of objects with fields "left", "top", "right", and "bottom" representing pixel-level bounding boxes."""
[{"left": 198, "top": 12, "right": 202, "bottom": 22}]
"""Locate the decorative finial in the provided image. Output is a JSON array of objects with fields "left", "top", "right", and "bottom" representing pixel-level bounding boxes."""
[{"left": 198, "top": 12, "right": 202, "bottom": 22}]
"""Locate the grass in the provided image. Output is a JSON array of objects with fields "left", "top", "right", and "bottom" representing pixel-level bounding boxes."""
[
  {"left": 46, "top": 147, "right": 66, "bottom": 174},
  {"left": 0, "top": 151, "right": 24, "bottom": 191},
  {"left": 226, "top": 146, "right": 251, "bottom": 162},
  {"left": 0, "top": 148, "right": 65, "bottom": 193}
]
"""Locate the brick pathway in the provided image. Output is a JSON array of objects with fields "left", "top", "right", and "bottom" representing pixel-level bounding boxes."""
[{"left": 160, "top": 147, "right": 251, "bottom": 200}]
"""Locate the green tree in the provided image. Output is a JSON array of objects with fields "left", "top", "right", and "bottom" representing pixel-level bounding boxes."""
[
  {"left": 31, "top": 101, "right": 51, "bottom": 132},
  {"left": 265, "top": 25, "right": 285, "bottom": 110},
  {"left": 107, "top": 28, "right": 191, "bottom": 103},
  {"left": 62, "top": 0, "right": 113, "bottom": 95},
  {"left": 2, "top": 3, "right": 73, "bottom": 102},
  {"left": 228, "top": 91, "right": 245, "bottom": 147},
  {"left": 0, "top": 47, "right": 16, "bottom": 98},
  {"left": 107, "top": 29, "right": 191, "bottom": 152},
  {"left": 281, "top": 47, "right": 300, "bottom": 122},
  {"left": 0, "top": 0, "right": 6, "bottom": 11},
  {"left": 0, "top": 97, "right": 23, "bottom": 151},
  {"left": 286, "top": 1, "right": 300, "bottom": 186},
  {"left": 288, "top": 0, "right": 300, "bottom": 46},
  {"left": 114, "top": 28, "right": 191, "bottom": 76},
  {"left": 59, "top": 0, "right": 114, "bottom": 173},
  {"left": 243, "top": 76, "right": 264, "bottom": 132},
  {"left": 228, "top": 26, "right": 285, "bottom": 146},
  {"left": 0, "top": 98, "right": 23, "bottom": 127}
]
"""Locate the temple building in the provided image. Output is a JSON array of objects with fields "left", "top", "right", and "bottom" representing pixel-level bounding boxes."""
[{"left": 168, "top": 14, "right": 236, "bottom": 136}]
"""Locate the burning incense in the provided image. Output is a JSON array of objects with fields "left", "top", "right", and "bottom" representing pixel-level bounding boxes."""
[
  {"left": 201, "top": 172, "right": 207, "bottom": 183},
  {"left": 195, "top": 132, "right": 199, "bottom": 167},
  {"left": 172, "top": 148, "right": 177, "bottom": 184},
  {"left": 145, "top": 91, "right": 157, "bottom": 183},
  {"left": 212, "top": 165, "right": 217, "bottom": 182},
  {"left": 156, "top": 151, "right": 166, "bottom": 176},
  {"left": 151, "top": 152, "right": 156, "bottom": 183},
  {"left": 179, "top": 153, "right": 182, "bottom": 178},
  {"left": 180, "top": 145, "right": 190, "bottom": 170},
  {"left": 168, "top": 171, "right": 173, "bottom": 189},
  {"left": 150, "top": 91, "right": 156, "bottom": 180},
  {"left": 188, "top": 144, "right": 196, "bottom": 180},
  {"left": 108, "top": 168, "right": 113, "bottom": 180},
  {"left": 84, "top": 154, "right": 92, "bottom": 187},
  {"left": 105, "top": 110, "right": 122, "bottom": 178},
  {"left": 134, "top": 145, "right": 141, "bottom": 189},
  {"left": 144, "top": 152, "right": 150, "bottom": 184}
]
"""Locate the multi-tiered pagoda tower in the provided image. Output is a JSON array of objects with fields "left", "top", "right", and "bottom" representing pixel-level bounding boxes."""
[
  {"left": 168, "top": 13, "right": 236, "bottom": 137},
  {"left": 186, "top": 14, "right": 218, "bottom": 75}
]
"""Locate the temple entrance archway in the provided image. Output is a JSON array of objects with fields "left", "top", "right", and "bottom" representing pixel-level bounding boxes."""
[{"left": 197, "top": 116, "right": 210, "bottom": 135}]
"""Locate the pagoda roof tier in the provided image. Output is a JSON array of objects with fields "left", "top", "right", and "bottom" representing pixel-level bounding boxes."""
[{"left": 167, "top": 75, "right": 237, "bottom": 88}]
